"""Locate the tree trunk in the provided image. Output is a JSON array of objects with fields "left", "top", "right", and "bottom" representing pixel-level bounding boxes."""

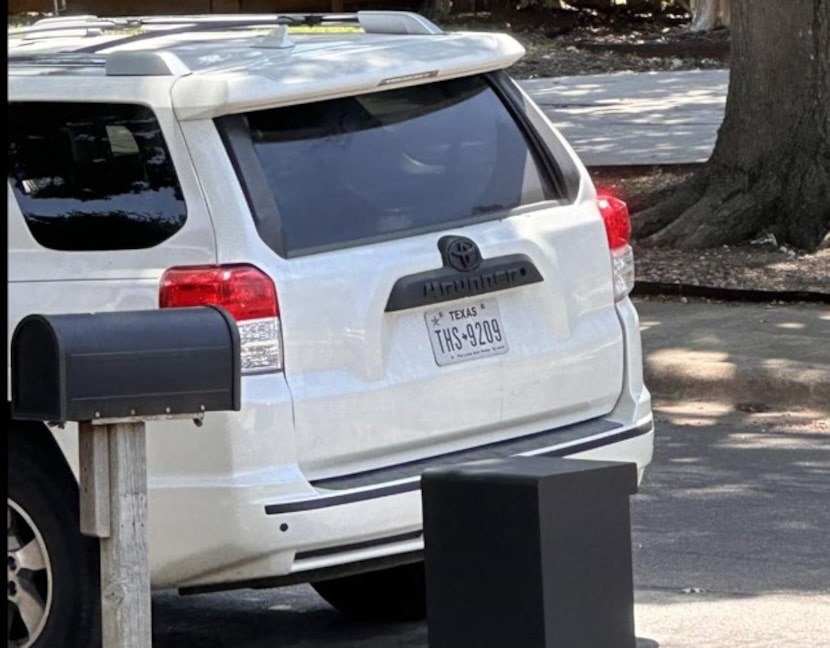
[
  {"left": 689, "top": 0, "right": 731, "bottom": 31},
  {"left": 634, "top": 0, "right": 830, "bottom": 251}
]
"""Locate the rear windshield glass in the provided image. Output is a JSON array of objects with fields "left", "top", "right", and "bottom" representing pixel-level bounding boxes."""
[{"left": 221, "top": 75, "right": 557, "bottom": 256}]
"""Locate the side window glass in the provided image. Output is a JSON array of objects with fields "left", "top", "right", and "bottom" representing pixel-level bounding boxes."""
[{"left": 8, "top": 102, "right": 187, "bottom": 251}]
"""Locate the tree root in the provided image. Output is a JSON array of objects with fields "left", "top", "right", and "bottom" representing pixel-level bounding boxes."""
[
  {"left": 642, "top": 188, "right": 765, "bottom": 249},
  {"left": 630, "top": 172, "right": 707, "bottom": 241},
  {"left": 632, "top": 164, "right": 830, "bottom": 251}
]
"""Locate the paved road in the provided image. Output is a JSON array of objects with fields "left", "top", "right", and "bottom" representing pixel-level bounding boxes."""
[
  {"left": 633, "top": 402, "right": 830, "bottom": 647},
  {"left": 520, "top": 70, "right": 728, "bottom": 166},
  {"left": 152, "top": 403, "right": 830, "bottom": 647}
]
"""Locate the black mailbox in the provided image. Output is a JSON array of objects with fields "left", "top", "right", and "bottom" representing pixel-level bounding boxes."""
[{"left": 11, "top": 306, "right": 240, "bottom": 423}]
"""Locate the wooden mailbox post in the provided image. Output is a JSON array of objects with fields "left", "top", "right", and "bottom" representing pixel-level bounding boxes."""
[{"left": 11, "top": 307, "right": 241, "bottom": 648}]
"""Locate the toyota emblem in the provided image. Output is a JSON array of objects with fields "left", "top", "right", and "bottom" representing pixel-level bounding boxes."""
[{"left": 445, "top": 237, "right": 482, "bottom": 272}]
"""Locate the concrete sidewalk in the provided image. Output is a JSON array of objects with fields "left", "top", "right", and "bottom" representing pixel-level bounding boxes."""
[
  {"left": 520, "top": 70, "right": 728, "bottom": 166},
  {"left": 637, "top": 299, "right": 830, "bottom": 412}
]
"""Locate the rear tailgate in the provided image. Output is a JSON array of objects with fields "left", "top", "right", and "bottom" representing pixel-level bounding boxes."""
[
  {"left": 278, "top": 210, "right": 623, "bottom": 479},
  {"left": 214, "top": 73, "right": 623, "bottom": 479}
]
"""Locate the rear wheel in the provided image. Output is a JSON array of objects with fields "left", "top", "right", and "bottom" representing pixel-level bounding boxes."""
[
  {"left": 311, "top": 561, "right": 426, "bottom": 620},
  {"left": 8, "top": 440, "right": 100, "bottom": 648}
]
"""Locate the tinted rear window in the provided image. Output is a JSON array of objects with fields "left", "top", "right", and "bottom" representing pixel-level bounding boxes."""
[
  {"left": 220, "top": 75, "right": 557, "bottom": 256},
  {"left": 8, "top": 102, "right": 186, "bottom": 251}
]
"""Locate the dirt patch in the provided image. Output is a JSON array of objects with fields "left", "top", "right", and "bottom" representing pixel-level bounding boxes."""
[
  {"left": 445, "top": 7, "right": 729, "bottom": 79},
  {"left": 634, "top": 245, "right": 830, "bottom": 295},
  {"left": 590, "top": 166, "right": 699, "bottom": 214},
  {"left": 590, "top": 168, "right": 830, "bottom": 295}
]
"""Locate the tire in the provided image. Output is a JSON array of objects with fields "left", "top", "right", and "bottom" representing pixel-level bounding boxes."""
[
  {"left": 311, "top": 561, "right": 426, "bottom": 621},
  {"left": 8, "top": 440, "right": 101, "bottom": 648}
]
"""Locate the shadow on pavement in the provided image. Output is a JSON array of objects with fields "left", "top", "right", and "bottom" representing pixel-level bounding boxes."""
[
  {"left": 632, "top": 402, "right": 830, "bottom": 598},
  {"left": 152, "top": 586, "right": 427, "bottom": 648},
  {"left": 153, "top": 586, "right": 661, "bottom": 647}
]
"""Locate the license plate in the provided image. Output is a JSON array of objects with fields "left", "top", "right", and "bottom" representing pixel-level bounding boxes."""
[{"left": 425, "top": 299, "right": 509, "bottom": 366}]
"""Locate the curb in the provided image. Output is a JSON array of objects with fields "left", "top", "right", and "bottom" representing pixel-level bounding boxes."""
[
  {"left": 633, "top": 282, "right": 830, "bottom": 305},
  {"left": 643, "top": 355, "right": 830, "bottom": 412},
  {"left": 636, "top": 299, "right": 830, "bottom": 412}
]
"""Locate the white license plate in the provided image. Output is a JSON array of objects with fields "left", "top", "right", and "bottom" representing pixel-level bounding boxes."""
[{"left": 425, "top": 299, "right": 509, "bottom": 366}]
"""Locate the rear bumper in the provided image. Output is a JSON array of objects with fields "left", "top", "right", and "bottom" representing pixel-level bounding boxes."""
[
  {"left": 153, "top": 297, "right": 653, "bottom": 592},
  {"left": 174, "top": 414, "right": 653, "bottom": 594},
  {"left": 267, "top": 418, "right": 653, "bottom": 515}
]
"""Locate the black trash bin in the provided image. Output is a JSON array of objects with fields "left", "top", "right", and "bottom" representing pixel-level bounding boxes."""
[{"left": 422, "top": 456, "right": 638, "bottom": 648}]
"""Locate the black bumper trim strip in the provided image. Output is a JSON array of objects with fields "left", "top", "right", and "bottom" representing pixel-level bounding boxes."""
[
  {"left": 294, "top": 530, "right": 424, "bottom": 561},
  {"left": 265, "top": 481, "right": 417, "bottom": 515},
  {"left": 179, "top": 550, "right": 425, "bottom": 595},
  {"left": 264, "top": 420, "right": 652, "bottom": 516},
  {"left": 313, "top": 418, "right": 619, "bottom": 491}
]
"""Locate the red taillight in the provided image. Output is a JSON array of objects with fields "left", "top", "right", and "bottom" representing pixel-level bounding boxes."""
[
  {"left": 160, "top": 264, "right": 279, "bottom": 320},
  {"left": 597, "top": 193, "right": 631, "bottom": 250}
]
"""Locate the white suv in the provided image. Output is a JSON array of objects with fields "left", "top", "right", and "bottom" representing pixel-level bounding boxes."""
[{"left": 7, "top": 12, "right": 653, "bottom": 647}]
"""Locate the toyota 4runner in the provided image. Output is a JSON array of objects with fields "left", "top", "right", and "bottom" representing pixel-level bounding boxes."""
[{"left": 7, "top": 12, "right": 653, "bottom": 647}]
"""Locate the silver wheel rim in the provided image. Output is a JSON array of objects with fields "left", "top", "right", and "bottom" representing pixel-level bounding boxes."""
[{"left": 7, "top": 498, "right": 52, "bottom": 648}]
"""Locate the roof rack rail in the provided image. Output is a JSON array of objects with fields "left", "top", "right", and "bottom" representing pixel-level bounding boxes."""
[
  {"left": 70, "top": 16, "right": 345, "bottom": 54},
  {"left": 104, "top": 50, "right": 190, "bottom": 77},
  {"left": 32, "top": 14, "right": 100, "bottom": 25},
  {"left": 8, "top": 17, "right": 127, "bottom": 39},
  {"left": 9, "top": 11, "right": 442, "bottom": 50},
  {"left": 357, "top": 11, "right": 443, "bottom": 36}
]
